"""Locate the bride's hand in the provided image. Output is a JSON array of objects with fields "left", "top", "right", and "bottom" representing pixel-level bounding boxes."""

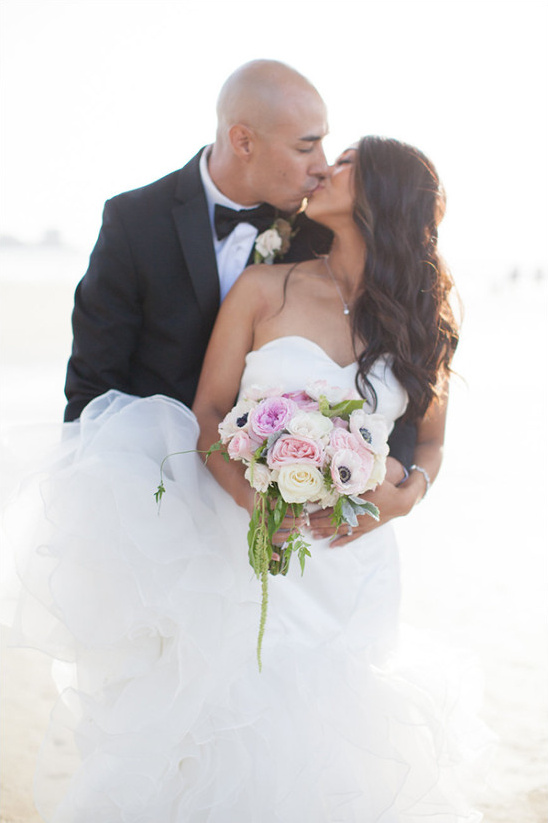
[
  {"left": 384, "top": 456, "right": 408, "bottom": 485},
  {"left": 307, "top": 477, "right": 417, "bottom": 546},
  {"left": 311, "top": 392, "right": 447, "bottom": 546},
  {"left": 271, "top": 510, "right": 307, "bottom": 552}
]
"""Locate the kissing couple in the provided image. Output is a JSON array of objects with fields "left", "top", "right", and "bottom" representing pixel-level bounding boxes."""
[{"left": 11, "top": 59, "right": 488, "bottom": 822}]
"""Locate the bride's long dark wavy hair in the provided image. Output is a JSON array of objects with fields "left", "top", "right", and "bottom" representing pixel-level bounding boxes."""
[{"left": 352, "top": 137, "right": 459, "bottom": 421}]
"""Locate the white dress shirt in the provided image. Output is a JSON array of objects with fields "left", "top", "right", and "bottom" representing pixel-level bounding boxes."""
[{"left": 199, "top": 146, "right": 261, "bottom": 302}]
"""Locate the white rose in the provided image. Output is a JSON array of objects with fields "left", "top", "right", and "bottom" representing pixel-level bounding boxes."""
[
  {"left": 362, "top": 453, "right": 386, "bottom": 491},
  {"left": 305, "top": 380, "right": 359, "bottom": 405},
  {"left": 255, "top": 229, "right": 282, "bottom": 259},
  {"left": 317, "top": 484, "right": 340, "bottom": 508},
  {"left": 348, "top": 411, "right": 389, "bottom": 457},
  {"left": 287, "top": 410, "right": 333, "bottom": 442},
  {"left": 245, "top": 462, "right": 273, "bottom": 493},
  {"left": 276, "top": 464, "right": 324, "bottom": 504}
]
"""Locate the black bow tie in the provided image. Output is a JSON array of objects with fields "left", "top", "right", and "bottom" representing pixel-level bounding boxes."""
[{"left": 214, "top": 203, "right": 276, "bottom": 241}]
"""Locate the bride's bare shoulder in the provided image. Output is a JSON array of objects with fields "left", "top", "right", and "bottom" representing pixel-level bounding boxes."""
[
  {"left": 229, "top": 262, "right": 300, "bottom": 304},
  {"left": 235, "top": 260, "right": 320, "bottom": 295},
  {"left": 238, "top": 262, "right": 295, "bottom": 286}
]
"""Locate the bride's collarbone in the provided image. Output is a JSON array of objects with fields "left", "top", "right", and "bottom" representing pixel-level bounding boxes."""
[{"left": 255, "top": 279, "right": 356, "bottom": 366}]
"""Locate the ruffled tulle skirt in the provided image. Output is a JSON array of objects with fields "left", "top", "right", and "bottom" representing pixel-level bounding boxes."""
[{"left": 3, "top": 392, "right": 491, "bottom": 822}]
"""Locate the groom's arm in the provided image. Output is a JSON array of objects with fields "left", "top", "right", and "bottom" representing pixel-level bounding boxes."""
[
  {"left": 387, "top": 417, "right": 416, "bottom": 473},
  {"left": 64, "top": 198, "right": 142, "bottom": 421}
]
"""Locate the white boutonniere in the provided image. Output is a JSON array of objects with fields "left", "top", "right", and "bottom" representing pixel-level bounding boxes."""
[{"left": 254, "top": 217, "right": 295, "bottom": 264}]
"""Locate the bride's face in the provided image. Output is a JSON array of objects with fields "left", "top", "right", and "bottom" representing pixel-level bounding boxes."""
[{"left": 305, "top": 145, "right": 357, "bottom": 224}]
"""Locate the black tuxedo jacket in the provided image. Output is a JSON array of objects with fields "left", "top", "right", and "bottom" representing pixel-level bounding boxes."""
[{"left": 64, "top": 148, "right": 416, "bottom": 465}]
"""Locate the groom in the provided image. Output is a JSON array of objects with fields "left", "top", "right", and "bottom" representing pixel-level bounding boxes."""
[
  {"left": 63, "top": 60, "right": 416, "bottom": 537},
  {"left": 64, "top": 60, "right": 332, "bottom": 423}
]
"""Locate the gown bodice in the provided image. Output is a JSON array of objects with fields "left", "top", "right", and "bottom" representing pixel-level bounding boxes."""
[{"left": 240, "top": 335, "right": 408, "bottom": 429}]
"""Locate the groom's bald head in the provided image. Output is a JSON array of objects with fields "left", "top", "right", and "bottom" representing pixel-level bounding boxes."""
[
  {"left": 216, "top": 60, "right": 324, "bottom": 137},
  {"left": 209, "top": 60, "right": 328, "bottom": 213}
]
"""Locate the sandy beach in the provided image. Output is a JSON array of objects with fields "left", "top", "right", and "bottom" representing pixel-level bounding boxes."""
[{"left": 1, "top": 257, "right": 547, "bottom": 822}]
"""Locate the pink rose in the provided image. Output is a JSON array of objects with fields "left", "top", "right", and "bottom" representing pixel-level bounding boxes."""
[
  {"left": 327, "top": 427, "right": 361, "bottom": 453},
  {"left": 330, "top": 448, "right": 375, "bottom": 496},
  {"left": 267, "top": 434, "right": 325, "bottom": 469},
  {"left": 282, "top": 390, "right": 319, "bottom": 412},
  {"left": 331, "top": 416, "right": 349, "bottom": 430},
  {"left": 248, "top": 396, "right": 298, "bottom": 437},
  {"left": 227, "top": 430, "right": 260, "bottom": 462}
]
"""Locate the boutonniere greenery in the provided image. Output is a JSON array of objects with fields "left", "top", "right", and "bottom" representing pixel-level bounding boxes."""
[{"left": 254, "top": 217, "right": 296, "bottom": 264}]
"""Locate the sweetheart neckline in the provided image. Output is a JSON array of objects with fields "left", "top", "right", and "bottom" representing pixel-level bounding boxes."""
[{"left": 249, "top": 336, "right": 357, "bottom": 371}]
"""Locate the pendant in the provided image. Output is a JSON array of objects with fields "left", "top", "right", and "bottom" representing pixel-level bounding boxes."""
[{"left": 343, "top": 307, "right": 350, "bottom": 315}]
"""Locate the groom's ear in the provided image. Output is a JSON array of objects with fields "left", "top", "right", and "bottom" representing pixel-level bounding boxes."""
[{"left": 229, "top": 124, "right": 255, "bottom": 161}]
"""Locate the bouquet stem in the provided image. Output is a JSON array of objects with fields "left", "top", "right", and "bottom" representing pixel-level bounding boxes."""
[{"left": 257, "top": 566, "right": 269, "bottom": 672}]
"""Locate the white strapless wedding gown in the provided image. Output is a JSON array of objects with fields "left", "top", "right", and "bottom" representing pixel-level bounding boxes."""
[{"left": 6, "top": 337, "right": 488, "bottom": 822}]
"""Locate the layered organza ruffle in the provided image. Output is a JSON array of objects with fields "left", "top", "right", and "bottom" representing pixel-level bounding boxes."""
[{"left": 5, "top": 389, "right": 490, "bottom": 822}]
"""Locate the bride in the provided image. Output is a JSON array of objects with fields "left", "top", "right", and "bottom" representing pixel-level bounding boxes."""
[
  {"left": 194, "top": 137, "right": 454, "bottom": 540},
  {"left": 9, "top": 137, "right": 486, "bottom": 822}
]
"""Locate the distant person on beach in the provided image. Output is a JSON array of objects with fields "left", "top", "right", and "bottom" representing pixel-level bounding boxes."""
[{"left": 63, "top": 59, "right": 417, "bottom": 537}]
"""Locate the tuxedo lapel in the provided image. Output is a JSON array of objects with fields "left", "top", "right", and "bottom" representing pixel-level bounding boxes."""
[{"left": 172, "top": 149, "right": 220, "bottom": 321}]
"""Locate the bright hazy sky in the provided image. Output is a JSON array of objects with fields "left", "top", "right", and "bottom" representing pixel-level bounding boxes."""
[{"left": 1, "top": 0, "right": 547, "bottom": 276}]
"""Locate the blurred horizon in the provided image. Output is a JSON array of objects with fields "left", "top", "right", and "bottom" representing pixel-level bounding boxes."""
[{"left": 1, "top": 0, "right": 547, "bottom": 278}]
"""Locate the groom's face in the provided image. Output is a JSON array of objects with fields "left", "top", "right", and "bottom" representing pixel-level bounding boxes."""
[{"left": 248, "top": 93, "right": 329, "bottom": 213}]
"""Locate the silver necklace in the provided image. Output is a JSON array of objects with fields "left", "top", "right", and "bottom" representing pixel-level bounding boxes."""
[{"left": 323, "top": 257, "right": 350, "bottom": 315}]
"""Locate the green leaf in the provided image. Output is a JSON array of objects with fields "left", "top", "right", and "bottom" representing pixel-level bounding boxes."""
[
  {"left": 330, "top": 497, "right": 344, "bottom": 528},
  {"left": 206, "top": 439, "right": 223, "bottom": 453},
  {"left": 266, "top": 432, "right": 283, "bottom": 449},
  {"left": 252, "top": 441, "right": 268, "bottom": 460},
  {"left": 206, "top": 440, "right": 229, "bottom": 463},
  {"left": 341, "top": 498, "right": 359, "bottom": 527},
  {"left": 297, "top": 541, "right": 312, "bottom": 575},
  {"left": 247, "top": 507, "right": 264, "bottom": 575},
  {"left": 356, "top": 500, "right": 380, "bottom": 521},
  {"left": 277, "top": 530, "right": 312, "bottom": 577},
  {"left": 318, "top": 395, "right": 330, "bottom": 415},
  {"left": 323, "top": 399, "right": 367, "bottom": 418},
  {"left": 154, "top": 482, "right": 165, "bottom": 505},
  {"left": 290, "top": 502, "right": 304, "bottom": 518},
  {"left": 269, "top": 496, "right": 287, "bottom": 538},
  {"left": 342, "top": 495, "right": 380, "bottom": 523}
]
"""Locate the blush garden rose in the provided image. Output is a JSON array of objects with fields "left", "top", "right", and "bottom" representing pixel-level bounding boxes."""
[{"left": 267, "top": 434, "right": 325, "bottom": 470}]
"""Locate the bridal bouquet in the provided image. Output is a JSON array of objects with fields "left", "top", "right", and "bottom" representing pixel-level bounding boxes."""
[{"left": 213, "top": 380, "right": 389, "bottom": 668}]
